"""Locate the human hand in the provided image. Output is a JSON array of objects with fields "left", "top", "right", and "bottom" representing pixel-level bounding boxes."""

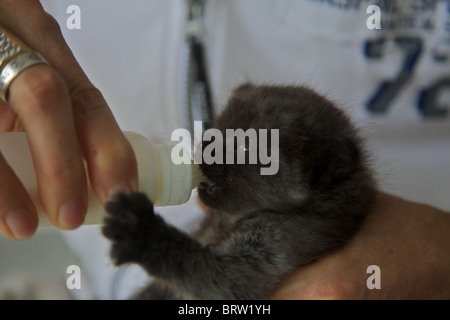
[
  {"left": 271, "top": 192, "right": 450, "bottom": 299},
  {"left": 0, "top": 0, "right": 138, "bottom": 240}
]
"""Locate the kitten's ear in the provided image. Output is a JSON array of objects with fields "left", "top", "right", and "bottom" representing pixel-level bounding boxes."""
[{"left": 304, "top": 137, "right": 360, "bottom": 189}]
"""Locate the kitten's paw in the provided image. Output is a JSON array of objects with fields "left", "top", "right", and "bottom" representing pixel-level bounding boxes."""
[{"left": 102, "top": 192, "right": 156, "bottom": 265}]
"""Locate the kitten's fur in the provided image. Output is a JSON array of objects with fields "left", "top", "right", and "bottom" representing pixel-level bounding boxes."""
[{"left": 102, "top": 84, "right": 376, "bottom": 299}]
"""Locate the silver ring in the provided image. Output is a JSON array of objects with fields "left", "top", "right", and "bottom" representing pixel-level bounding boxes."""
[{"left": 1, "top": 30, "right": 48, "bottom": 102}]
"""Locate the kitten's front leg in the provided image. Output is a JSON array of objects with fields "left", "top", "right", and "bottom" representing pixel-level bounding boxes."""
[{"left": 102, "top": 192, "right": 208, "bottom": 287}]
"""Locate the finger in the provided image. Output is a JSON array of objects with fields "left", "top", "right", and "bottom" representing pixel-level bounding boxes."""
[
  {"left": 70, "top": 88, "right": 138, "bottom": 204},
  {"left": 0, "top": 154, "right": 37, "bottom": 239},
  {"left": 2, "top": 2, "right": 137, "bottom": 204},
  {"left": 0, "top": 98, "right": 19, "bottom": 131},
  {"left": 8, "top": 65, "right": 88, "bottom": 229}
]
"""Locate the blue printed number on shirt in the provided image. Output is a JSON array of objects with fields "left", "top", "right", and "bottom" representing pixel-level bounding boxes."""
[
  {"left": 364, "top": 37, "right": 449, "bottom": 118},
  {"left": 418, "top": 78, "right": 450, "bottom": 118}
]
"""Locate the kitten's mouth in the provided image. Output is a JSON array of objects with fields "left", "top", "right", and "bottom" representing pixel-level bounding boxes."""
[{"left": 199, "top": 180, "right": 218, "bottom": 195}]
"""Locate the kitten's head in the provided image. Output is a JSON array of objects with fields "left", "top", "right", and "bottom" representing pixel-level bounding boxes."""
[{"left": 198, "top": 84, "right": 364, "bottom": 214}]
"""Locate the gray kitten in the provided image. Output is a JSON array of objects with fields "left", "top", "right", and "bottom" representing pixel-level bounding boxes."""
[{"left": 102, "top": 84, "right": 376, "bottom": 299}]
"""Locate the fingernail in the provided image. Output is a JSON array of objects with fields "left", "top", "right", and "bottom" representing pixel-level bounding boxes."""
[
  {"left": 107, "top": 182, "right": 132, "bottom": 200},
  {"left": 5, "top": 208, "right": 37, "bottom": 240},
  {"left": 58, "top": 198, "right": 85, "bottom": 229}
]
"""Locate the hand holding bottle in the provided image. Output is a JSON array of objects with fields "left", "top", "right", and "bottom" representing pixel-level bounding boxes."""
[{"left": 0, "top": 0, "right": 138, "bottom": 239}]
